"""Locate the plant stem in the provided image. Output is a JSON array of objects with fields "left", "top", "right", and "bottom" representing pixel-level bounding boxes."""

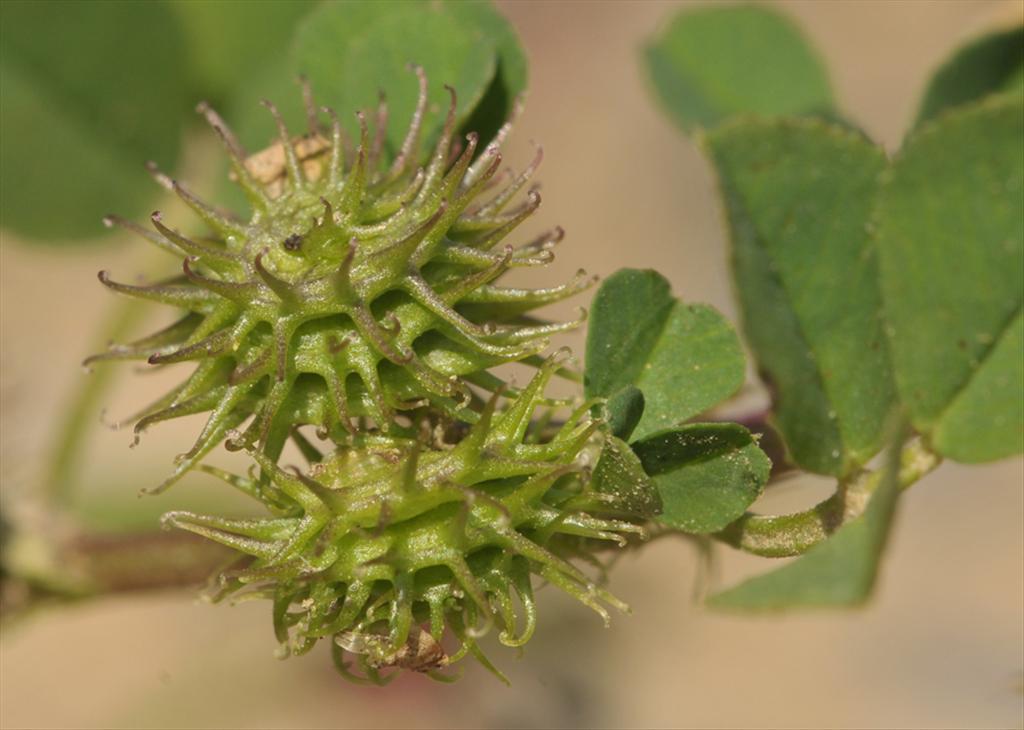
[
  {"left": 69, "top": 530, "right": 235, "bottom": 593},
  {"left": 45, "top": 289, "right": 148, "bottom": 506},
  {"left": 1, "top": 529, "right": 233, "bottom": 619},
  {"left": 714, "top": 437, "right": 941, "bottom": 557}
]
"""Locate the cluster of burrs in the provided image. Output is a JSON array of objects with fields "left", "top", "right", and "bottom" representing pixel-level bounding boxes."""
[
  {"left": 94, "top": 69, "right": 656, "bottom": 683},
  {"left": 92, "top": 68, "right": 593, "bottom": 492}
]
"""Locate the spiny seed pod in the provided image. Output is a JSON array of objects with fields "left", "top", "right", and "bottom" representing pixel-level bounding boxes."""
[
  {"left": 90, "top": 68, "right": 594, "bottom": 492},
  {"left": 163, "top": 355, "right": 658, "bottom": 684}
]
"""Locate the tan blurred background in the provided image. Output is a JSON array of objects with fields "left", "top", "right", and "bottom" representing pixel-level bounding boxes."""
[{"left": 2, "top": 1, "right": 1022, "bottom": 728}]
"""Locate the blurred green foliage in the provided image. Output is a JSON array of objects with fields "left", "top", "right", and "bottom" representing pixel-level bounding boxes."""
[
  {"left": 0, "top": 0, "right": 525, "bottom": 244},
  {"left": 644, "top": 4, "right": 834, "bottom": 132},
  {"left": 0, "top": 0, "right": 188, "bottom": 240},
  {"left": 171, "top": 0, "right": 319, "bottom": 106},
  {"left": 915, "top": 25, "right": 1024, "bottom": 127}
]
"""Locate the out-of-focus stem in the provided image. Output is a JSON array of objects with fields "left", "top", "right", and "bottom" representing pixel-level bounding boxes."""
[
  {"left": 1, "top": 529, "right": 233, "bottom": 619},
  {"left": 45, "top": 290, "right": 147, "bottom": 505}
]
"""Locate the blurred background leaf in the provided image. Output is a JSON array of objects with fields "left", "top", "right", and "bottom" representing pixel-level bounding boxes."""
[
  {"left": 876, "top": 93, "right": 1023, "bottom": 463},
  {"left": 448, "top": 1, "right": 529, "bottom": 147},
  {"left": 227, "top": 0, "right": 526, "bottom": 156},
  {"left": 0, "top": 0, "right": 190, "bottom": 242},
  {"left": 1, "top": 0, "right": 526, "bottom": 242},
  {"left": 213, "top": 0, "right": 525, "bottom": 213},
  {"left": 706, "top": 118, "right": 895, "bottom": 477},
  {"left": 643, "top": 4, "right": 834, "bottom": 132},
  {"left": 171, "top": 0, "right": 319, "bottom": 108},
  {"left": 293, "top": 1, "right": 496, "bottom": 151},
  {"left": 914, "top": 25, "right": 1024, "bottom": 128}
]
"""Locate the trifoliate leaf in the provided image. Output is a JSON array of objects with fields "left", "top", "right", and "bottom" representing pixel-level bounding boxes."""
[{"left": 584, "top": 269, "right": 744, "bottom": 441}]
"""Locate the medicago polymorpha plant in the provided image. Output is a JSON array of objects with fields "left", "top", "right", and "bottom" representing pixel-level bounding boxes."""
[
  {"left": 91, "top": 71, "right": 672, "bottom": 683},
  {"left": 78, "top": 1, "right": 1021, "bottom": 687}
]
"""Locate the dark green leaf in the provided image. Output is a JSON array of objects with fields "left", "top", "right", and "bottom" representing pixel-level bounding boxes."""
[
  {"left": 709, "top": 435, "right": 902, "bottom": 610},
  {"left": 876, "top": 94, "right": 1023, "bottom": 462},
  {"left": 591, "top": 436, "right": 662, "bottom": 519},
  {"left": 585, "top": 269, "right": 745, "bottom": 441},
  {"left": 585, "top": 269, "right": 675, "bottom": 398},
  {"left": 267, "top": 1, "right": 519, "bottom": 156},
  {"left": 605, "top": 386, "right": 645, "bottom": 441},
  {"left": 215, "top": 59, "right": 306, "bottom": 211},
  {"left": 447, "top": 1, "right": 529, "bottom": 145},
  {"left": 0, "top": 0, "right": 188, "bottom": 241},
  {"left": 220, "top": 1, "right": 525, "bottom": 210},
  {"left": 643, "top": 4, "right": 833, "bottom": 132},
  {"left": 706, "top": 117, "right": 896, "bottom": 476},
  {"left": 172, "top": 0, "right": 319, "bottom": 105},
  {"left": 915, "top": 25, "right": 1024, "bottom": 128},
  {"left": 633, "top": 423, "right": 770, "bottom": 534}
]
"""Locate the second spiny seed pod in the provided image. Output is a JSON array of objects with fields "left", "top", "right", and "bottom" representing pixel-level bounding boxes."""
[{"left": 163, "top": 354, "right": 661, "bottom": 684}]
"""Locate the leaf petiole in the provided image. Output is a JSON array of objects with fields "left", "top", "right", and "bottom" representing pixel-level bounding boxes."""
[{"left": 715, "top": 436, "right": 941, "bottom": 558}]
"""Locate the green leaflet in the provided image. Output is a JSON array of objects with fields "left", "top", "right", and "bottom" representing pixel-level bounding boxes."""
[
  {"left": 591, "top": 435, "right": 662, "bottom": 519},
  {"left": 0, "top": 0, "right": 188, "bottom": 241},
  {"left": 915, "top": 25, "right": 1024, "bottom": 128},
  {"left": 228, "top": 1, "right": 526, "bottom": 155},
  {"left": 633, "top": 423, "right": 770, "bottom": 534},
  {"left": 172, "top": 0, "right": 319, "bottom": 104},
  {"left": 447, "top": 0, "right": 529, "bottom": 145},
  {"left": 876, "top": 94, "right": 1024, "bottom": 463},
  {"left": 604, "top": 386, "right": 645, "bottom": 442},
  {"left": 214, "top": 0, "right": 526, "bottom": 222},
  {"left": 709, "top": 432, "right": 903, "bottom": 610},
  {"left": 643, "top": 4, "right": 833, "bottom": 132},
  {"left": 931, "top": 312, "right": 1023, "bottom": 461},
  {"left": 706, "top": 117, "right": 896, "bottom": 477},
  {"left": 584, "top": 269, "right": 744, "bottom": 442}
]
